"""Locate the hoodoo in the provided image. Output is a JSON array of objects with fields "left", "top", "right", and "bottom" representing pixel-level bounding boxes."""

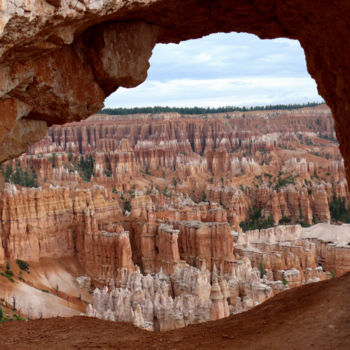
[{"left": 1, "top": 106, "right": 350, "bottom": 327}]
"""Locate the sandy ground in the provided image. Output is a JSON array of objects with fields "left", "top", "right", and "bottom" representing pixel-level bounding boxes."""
[
  {"left": 0, "top": 272, "right": 349, "bottom": 350},
  {"left": 0, "top": 257, "right": 90, "bottom": 318}
]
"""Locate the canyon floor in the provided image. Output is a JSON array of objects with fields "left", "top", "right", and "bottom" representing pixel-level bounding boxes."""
[{"left": 0, "top": 272, "right": 349, "bottom": 350}]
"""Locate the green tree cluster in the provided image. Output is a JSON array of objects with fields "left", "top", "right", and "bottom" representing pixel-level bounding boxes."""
[
  {"left": 68, "top": 148, "right": 74, "bottom": 162},
  {"left": 162, "top": 186, "right": 172, "bottom": 198},
  {"left": 16, "top": 259, "right": 30, "bottom": 273},
  {"left": 239, "top": 206, "right": 274, "bottom": 231},
  {"left": 329, "top": 196, "right": 350, "bottom": 223},
  {"left": 103, "top": 168, "right": 112, "bottom": 177},
  {"left": 49, "top": 153, "right": 56, "bottom": 168},
  {"left": 318, "top": 133, "right": 338, "bottom": 143},
  {"left": 1, "top": 165, "right": 38, "bottom": 188},
  {"left": 100, "top": 102, "right": 323, "bottom": 116},
  {"left": 123, "top": 200, "right": 131, "bottom": 213},
  {"left": 75, "top": 154, "right": 94, "bottom": 182},
  {"left": 275, "top": 175, "right": 295, "bottom": 190},
  {"left": 259, "top": 262, "right": 267, "bottom": 278},
  {"left": 279, "top": 216, "right": 291, "bottom": 224},
  {"left": 1, "top": 262, "right": 14, "bottom": 282}
]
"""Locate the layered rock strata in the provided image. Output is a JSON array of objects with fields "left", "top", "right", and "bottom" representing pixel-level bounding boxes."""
[
  {"left": 7, "top": 106, "right": 348, "bottom": 231},
  {"left": 0, "top": 185, "right": 135, "bottom": 285}
]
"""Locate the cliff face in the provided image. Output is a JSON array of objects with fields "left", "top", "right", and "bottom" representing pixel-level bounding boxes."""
[
  {"left": 1, "top": 108, "right": 348, "bottom": 270},
  {"left": 0, "top": 185, "right": 134, "bottom": 284}
]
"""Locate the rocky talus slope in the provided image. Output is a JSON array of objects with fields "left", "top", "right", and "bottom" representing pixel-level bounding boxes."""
[{"left": 0, "top": 106, "right": 349, "bottom": 329}]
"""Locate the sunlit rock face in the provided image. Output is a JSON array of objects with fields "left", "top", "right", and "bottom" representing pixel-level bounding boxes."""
[
  {"left": 235, "top": 223, "right": 350, "bottom": 279},
  {"left": 0, "top": 107, "right": 348, "bottom": 279},
  {"left": 235, "top": 225, "right": 325, "bottom": 285},
  {"left": 1, "top": 1, "right": 350, "bottom": 187},
  {"left": 174, "top": 221, "right": 235, "bottom": 273}
]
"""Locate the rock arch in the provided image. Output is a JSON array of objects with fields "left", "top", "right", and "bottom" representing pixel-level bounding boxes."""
[{"left": 0, "top": 1, "right": 349, "bottom": 182}]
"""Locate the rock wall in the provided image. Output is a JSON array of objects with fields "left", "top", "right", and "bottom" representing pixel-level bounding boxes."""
[
  {"left": 0, "top": 108, "right": 348, "bottom": 281},
  {"left": 0, "top": 178, "right": 349, "bottom": 328},
  {"left": 7, "top": 107, "right": 348, "bottom": 232}
]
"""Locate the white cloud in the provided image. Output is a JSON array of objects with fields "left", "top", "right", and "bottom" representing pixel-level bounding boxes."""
[
  {"left": 106, "top": 76, "right": 322, "bottom": 108},
  {"left": 104, "top": 32, "right": 323, "bottom": 108}
]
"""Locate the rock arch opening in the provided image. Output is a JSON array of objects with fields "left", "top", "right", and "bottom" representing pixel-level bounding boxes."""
[
  {"left": 1, "top": 1, "right": 350, "bottom": 331},
  {"left": 105, "top": 32, "right": 322, "bottom": 109},
  {"left": 0, "top": 1, "right": 348, "bottom": 186}
]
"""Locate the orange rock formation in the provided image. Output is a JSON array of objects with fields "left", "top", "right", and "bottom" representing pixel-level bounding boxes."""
[{"left": 0, "top": 108, "right": 349, "bottom": 329}]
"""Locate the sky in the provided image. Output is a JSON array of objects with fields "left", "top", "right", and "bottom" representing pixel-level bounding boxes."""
[{"left": 104, "top": 32, "right": 324, "bottom": 108}]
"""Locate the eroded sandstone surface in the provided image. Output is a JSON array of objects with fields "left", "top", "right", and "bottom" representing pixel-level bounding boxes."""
[{"left": 0, "top": 106, "right": 350, "bottom": 328}]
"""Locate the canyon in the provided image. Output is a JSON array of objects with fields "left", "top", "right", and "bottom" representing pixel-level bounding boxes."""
[
  {"left": 0, "top": 1, "right": 349, "bottom": 346},
  {"left": 0, "top": 104, "right": 350, "bottom": 331}
]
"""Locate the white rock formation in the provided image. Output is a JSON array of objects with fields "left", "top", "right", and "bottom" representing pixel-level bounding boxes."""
[{"left": 87, "top": 260, "right": 276, "bottom": 331}]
